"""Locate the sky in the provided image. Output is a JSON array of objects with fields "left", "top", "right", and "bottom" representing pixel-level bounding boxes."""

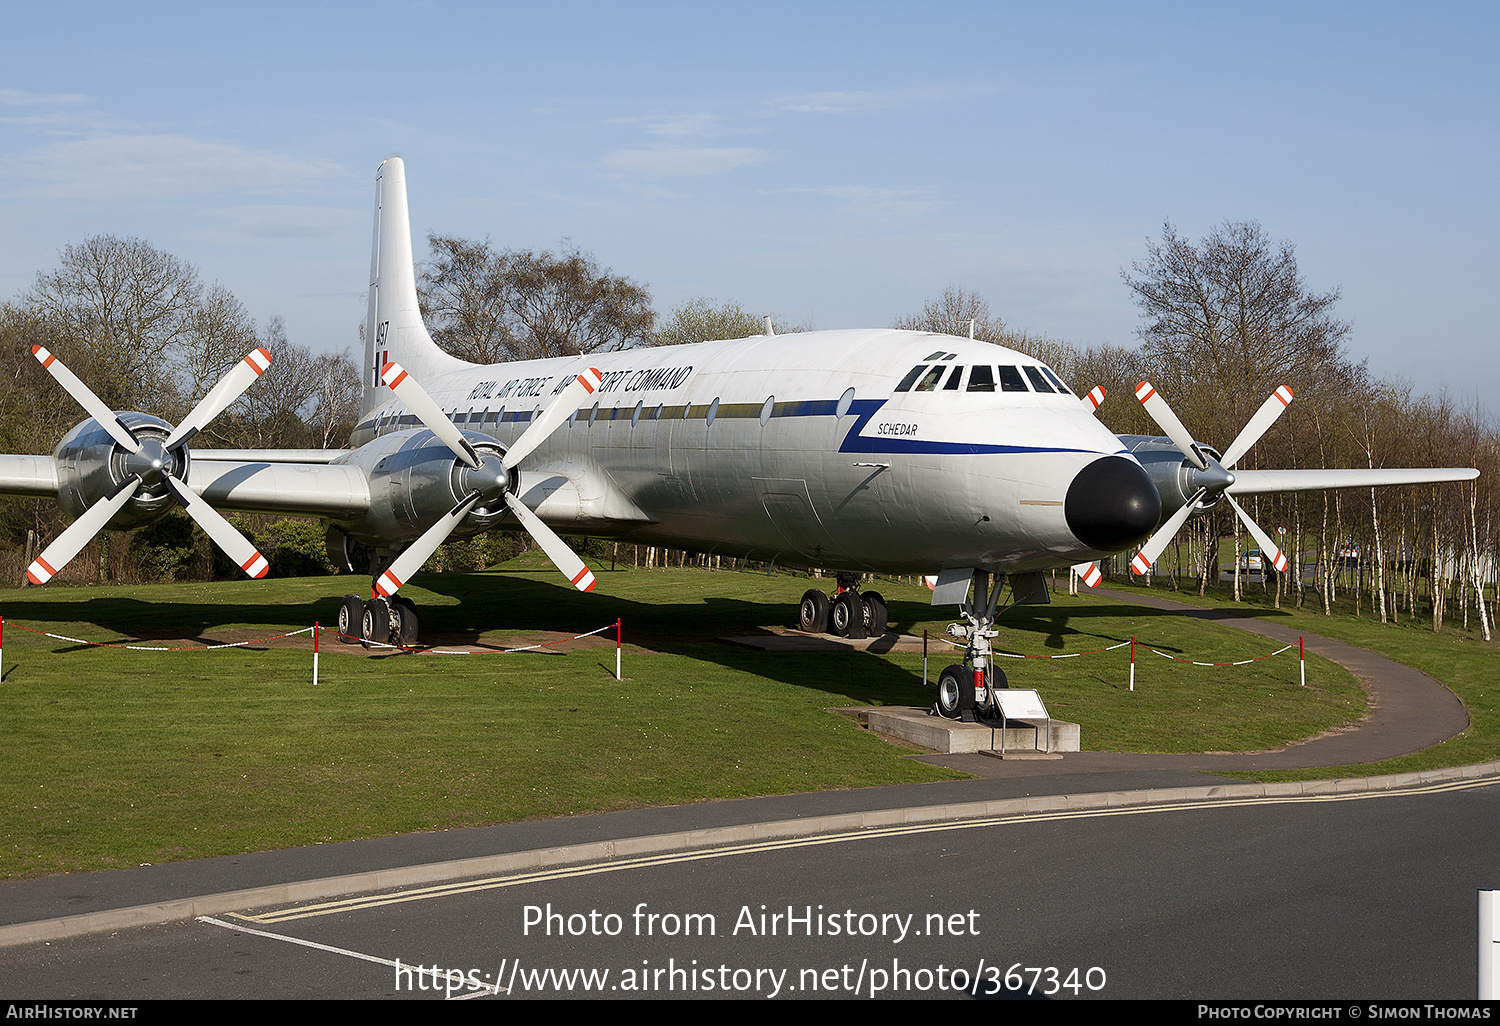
[{"left": 1, "top": 2, "right": 1496, "bottom": 412}]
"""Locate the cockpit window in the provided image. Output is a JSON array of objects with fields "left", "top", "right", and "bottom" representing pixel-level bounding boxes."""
[
  {"left": 895, "top": 365, "right": 926, "bottom": 392},
  {"left": 967, "top": 365, "right": 995, "bottom": 392},
  {"left": 942, "top": 365, "right": 964, "bottom": 390},
  {"left": 1023, "top": 366, "right": 1055, "bottom": 393},
  {"left": 997, "top": 365, "right": 1028, "bottom": 392},
  {"left": 1041, "top": 367, "right": 1072, "bottom": 395},
  {"left": 913, "top": 366, "right": 946, "bottom": 391}
]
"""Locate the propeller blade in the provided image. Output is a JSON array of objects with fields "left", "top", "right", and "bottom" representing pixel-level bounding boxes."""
[
  {"left": 31, "top": 346, "right": 141, "bottom": 454},
  {"left": 1072, "top": 562, "right": 1102, "bottom": 588},
  {"left": 26, "top": 476, "right": 141, "bottom": 584},
  {"left": 1218, "top": 385, "right": 1293, "bottom": 469},
  {"left": 503, "top": 491, "right": 597, "bottom": 592},
  {"left": 1224, "top": 494, "right": 1290, "bottom": 574},
  {"left": 163, "top": 477, "right": 269, "bottom": 578},
  {"left": 164, "top": 348, "right": 272, "bottom": 451},
  {"left": 1130, "top": 487, "right": 1207, "bottom": 575},
  {"left": 1228, "top": 466, "right": 1479, "bottom": 494},
  {"left": 501, "top": 366, "right": 603, "bottom": 471},
  {"left": 1080, "top": 385, "right": 1105, "bottom": 414},
  {"left": 379, "top": 361, "right": 481, "bottom": 469},
  {"left": 372, "top": 493, "right": 483, "bottom": 598},
  {"left": 1134, "top": 381, "right": 1207, "bottom": 470}
]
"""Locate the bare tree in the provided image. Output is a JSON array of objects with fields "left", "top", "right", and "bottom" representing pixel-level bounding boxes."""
[
  {"left": 419, "top": 235, "right": 654, "bottom": 362},
  {"left": 27, "top": 235, "right": 205, "bottom": 411},
  {"left": 307, "top": 349, "right": 362, "bottom": 449},
  {"left": 891, "top": 286, "right": 1008, "bottom": 342},
  {"left": 1122, "top": 220, "right": 1354, "bottom": 441},
  {"left": 653, "top": 298, "right": 766, "bottom": 346}
]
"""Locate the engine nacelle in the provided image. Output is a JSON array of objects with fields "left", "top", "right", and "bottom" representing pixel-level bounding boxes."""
[
  {"left": 54, "top": 413, "right": 190, "bottom": 531},
  {"left": 332, "top": 428, "right": 513, "bottom": 548},
  {"left": 1117, "top": 434, "right": 1228, "bottom": 521}
]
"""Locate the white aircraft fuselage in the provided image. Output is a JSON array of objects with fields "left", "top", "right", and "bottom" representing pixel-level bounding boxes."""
[{"left": 341, "top": 328, "right": 1153, "bottom": 576}]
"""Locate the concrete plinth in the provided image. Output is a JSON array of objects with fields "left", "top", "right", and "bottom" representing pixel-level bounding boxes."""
[{"left": 862, "top": 707, "right": 1081, "bottom": 755}]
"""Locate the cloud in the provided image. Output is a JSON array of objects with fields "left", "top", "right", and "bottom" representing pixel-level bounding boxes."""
[
  {"left": 0, "top": 89, "right": 91, "bottom": 106},
  {"left": 772, "top": 185, "right": 945, "bottom": 215},
  {"left": 200, "top": 204, "right": 362, "bottom": 240},
  {"left": 601, "top": 147, "right": 768, "bottom": 177},
  {"left": 606, "top": 113, "right": 731, "bottom": 138},
  {"left": 778, "top": 91, "right": 886, "bottom": 115},
  {"left": 2, "top": 134, "right": 349, "bottom": 200}
]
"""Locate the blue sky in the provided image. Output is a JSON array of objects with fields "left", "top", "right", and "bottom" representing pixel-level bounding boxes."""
[{"left": 2, "top": 2, "right": 1496, "bottom": 409}]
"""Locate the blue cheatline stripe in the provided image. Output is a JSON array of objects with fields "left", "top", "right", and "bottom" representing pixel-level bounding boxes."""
[{"left": 359, "top": 395, "right": 1118, "bottom": 458}]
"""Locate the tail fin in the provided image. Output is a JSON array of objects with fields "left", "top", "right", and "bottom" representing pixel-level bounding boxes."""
[{"left": 363, "top": 155, "right": 469, "bottom": 417}]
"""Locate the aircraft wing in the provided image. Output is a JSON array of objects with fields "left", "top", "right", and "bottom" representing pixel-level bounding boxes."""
[
  {"left": 1228, "top": 467, "right": 1479, "bottom": 495},
  {"left": 0, "top": 451, "right": 370, "bottom": 520}
]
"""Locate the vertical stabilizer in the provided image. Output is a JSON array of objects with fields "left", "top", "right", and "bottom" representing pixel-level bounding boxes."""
[{"left": 364, "top": 156, "right": 469, "bottom": 416}]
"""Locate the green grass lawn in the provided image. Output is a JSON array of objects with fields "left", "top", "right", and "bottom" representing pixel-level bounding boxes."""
[{"left": 0, "top": 561, "right": 1410, "bottom": 879}]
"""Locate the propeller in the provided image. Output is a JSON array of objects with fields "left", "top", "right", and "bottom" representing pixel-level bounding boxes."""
[
  {"left": 371, "top": 360, "right": 603, "bottom": 598},
  {"left": 1129, "top": 381, "right": 1294, "bottom": 576},
  {"left": 27, "top": 346, "right": 273, "bottom": 584}
]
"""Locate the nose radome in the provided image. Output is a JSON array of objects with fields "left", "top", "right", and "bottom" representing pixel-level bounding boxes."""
[{"left": 1065, "top": 456, "right": 1162, "bottom": 552}]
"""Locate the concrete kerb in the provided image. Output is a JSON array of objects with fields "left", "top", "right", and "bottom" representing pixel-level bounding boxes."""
[{"left": 4, "top": 759, "right": 1498, "bottom": 950}]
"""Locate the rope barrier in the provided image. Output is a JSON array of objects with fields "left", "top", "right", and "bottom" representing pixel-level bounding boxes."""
[
  {"left": 0, "top": 614, "right": 628, "bottom": 685},
  {"left": 0, "top": 612, "right": 1304, "bottom": 690}
]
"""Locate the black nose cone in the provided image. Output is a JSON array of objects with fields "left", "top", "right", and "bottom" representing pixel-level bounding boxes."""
[{"left": 1065, "top": 456, "right": 1162, "bottom": 551}]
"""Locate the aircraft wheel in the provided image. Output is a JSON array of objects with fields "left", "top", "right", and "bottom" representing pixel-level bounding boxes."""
[
  {"left": 337, "top": 594, "right": 363, "bottom": 644},
  {"left": 936, "top": 664, "right": 967, "bottom": 719},
  {"left": 798, "top": 589, "right": 830, "bottom": 633},
  {"left": 362, "top": 597, "right": 392, "bottom": 650},
  {"left": 392, "top": 595, "right": 419, "bottom": 648},
  {"left": 861, "top": 591, "right": 888, "bottom": 636},
  {"left": 830, "top": 590, "right": 864, "bottom": 638}
]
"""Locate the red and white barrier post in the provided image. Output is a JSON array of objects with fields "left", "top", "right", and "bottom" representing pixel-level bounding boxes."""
[
  {"left": 615, "top": 618, "right": 622, "bottom": 681},
  {"left": 923, "top": 629, "right": 929, "bottom": 687},
  {"left": 1129, "top": 636, "right": 1136, "bottom": 692},
  {"left": 313, "top": 621, "right": 320, "bottom": 686},
  {"left": 1300, "top": 636, "right": 1305, "bottom": 687}
]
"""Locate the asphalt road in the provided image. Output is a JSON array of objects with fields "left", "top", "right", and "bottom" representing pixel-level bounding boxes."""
[{"left": 2, "top": 775, "right": 1496, "bottom": 1000}]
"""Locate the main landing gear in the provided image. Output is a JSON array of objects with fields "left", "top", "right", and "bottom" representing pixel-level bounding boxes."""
[
  {"left": 797, "top": 572, "right": 889, "bottom": 639},
  {"left": 338, "top": 592, "right": 419, "bottom": 650}
]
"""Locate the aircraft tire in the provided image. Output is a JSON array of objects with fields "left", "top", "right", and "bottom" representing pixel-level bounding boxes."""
[
  {"left": 392, "top": 595, "right": 419, "bottom": 648},
  {"left": 861, "top": 591, "right": 888, "bottom": 636},
  {"left": 830, "top": 590, "right": 864, "bottom": 638},
  {"left": 936, "top": 664, "right": 967, "bottom": 718},
  {"left": 798, "top": 589, "right": 830, "bottom": 633},
  {"left": 362, "top": 597, "right": 392, "bottom": 650},
  {"left": 337, "top": 594, "right": 363, "bottom": 644}
]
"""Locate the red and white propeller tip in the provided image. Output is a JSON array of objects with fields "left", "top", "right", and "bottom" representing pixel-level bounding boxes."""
[{"left": 1081, "top": 385, "right": 1105, "bottom": 413}]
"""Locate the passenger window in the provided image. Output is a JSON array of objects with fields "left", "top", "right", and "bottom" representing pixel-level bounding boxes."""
[
  {"left": 1041, "top": 367, "right": 1072, "bottom": 395},
  {"left": 895, "top": 365, "right": 927, "bottom": 392},
  {"left": 942, "top": 365, "right": 964, "bottom": 390},
  {"left": 1024, "top": 366, "right": 1055, "bottom": 393},
  {"left": 997, "top": 366, "right": 1028, "bottom": 392},
  {"left": 913, "top": 366, "right": 946, "bottom": 391},
  {"left": 967, "top": 365, "right": 995, "bottom": 392}
]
